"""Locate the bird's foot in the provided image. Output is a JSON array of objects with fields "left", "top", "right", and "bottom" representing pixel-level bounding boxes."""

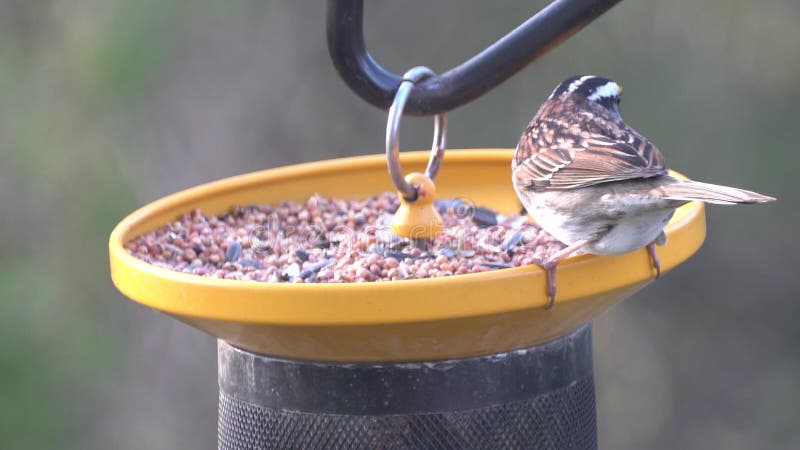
[
  {"left": 646, "top": 242, "right": 661, "bottom": 279},
  {"left": 546, "top": 266, "right": 557, "bottom": 309},
  {"left": 542, "top": 260, "right": 558, "bottom": 309},
  {"left": 538, "top": 238, "right": 592, "bottom": 310}
]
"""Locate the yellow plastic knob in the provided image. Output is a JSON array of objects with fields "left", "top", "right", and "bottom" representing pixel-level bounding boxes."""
[{"left": 391, "top": 172, "right": 443, "bottom": 239}]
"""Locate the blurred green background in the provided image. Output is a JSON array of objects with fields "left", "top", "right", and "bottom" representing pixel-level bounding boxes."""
[{"left": 0, "top": 0, "right": 797, "bottom": 448}]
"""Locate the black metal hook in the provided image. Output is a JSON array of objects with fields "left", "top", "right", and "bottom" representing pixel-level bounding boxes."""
[{"left": 327, "top": 0, "right": 623, "bottom": 116}]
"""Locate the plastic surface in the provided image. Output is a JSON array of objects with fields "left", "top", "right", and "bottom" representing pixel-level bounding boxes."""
[
  {"left": 391, "top": 172, "right": 443, "bottom": 238},
  {"left": 109, "top": 149, "right": 706, "bottom": 362}
]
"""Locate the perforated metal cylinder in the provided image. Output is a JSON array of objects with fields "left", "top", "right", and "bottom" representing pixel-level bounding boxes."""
[{"left": 218, "top": 324, "right": 596, "bottom": 450}]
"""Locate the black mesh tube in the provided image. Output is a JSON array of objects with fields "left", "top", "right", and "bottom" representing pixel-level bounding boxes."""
[{"left": 218, "top": 324, "right": 596, "bottom": 449}]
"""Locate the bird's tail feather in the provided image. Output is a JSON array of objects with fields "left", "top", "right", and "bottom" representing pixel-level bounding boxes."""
[{"left": 661, "top": 179, "right": 775, "bottom": 205}]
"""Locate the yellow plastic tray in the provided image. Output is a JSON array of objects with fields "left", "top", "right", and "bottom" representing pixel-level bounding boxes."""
[{"left": 109, "top": 149, "right": 705, "bottom": 361}]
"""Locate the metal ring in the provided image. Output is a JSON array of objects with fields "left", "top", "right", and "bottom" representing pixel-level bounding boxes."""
[{"left": 386, "top": 66, "right": 447, "bottom": 201}]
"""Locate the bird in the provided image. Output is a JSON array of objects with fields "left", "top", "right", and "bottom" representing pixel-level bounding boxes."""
[{"left": 512, "top": 75, "right": 775, "bottom": 309}]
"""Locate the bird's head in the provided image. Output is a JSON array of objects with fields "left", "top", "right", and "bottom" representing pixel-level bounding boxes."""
[{"left": 548, "top": 75, "right": 623, "bottom": 117}]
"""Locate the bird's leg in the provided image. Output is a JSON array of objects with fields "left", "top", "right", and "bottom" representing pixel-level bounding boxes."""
[
  {"left": 540, "top": 239, "right": 591, "bottom": 309},
  {"left": 646, "top": 230, "right": 667, "bottom": 278},
  {"left": 646, "top": 241, "right": 662, "bottom": 279}
]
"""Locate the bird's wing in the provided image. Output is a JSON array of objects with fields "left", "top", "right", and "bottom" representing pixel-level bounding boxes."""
[{"left": 514, "top": 125, "right": 668, "bottom": 191}]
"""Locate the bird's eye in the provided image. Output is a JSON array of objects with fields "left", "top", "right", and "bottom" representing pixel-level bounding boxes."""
[{"left": 615, "top": 97, "right": 621, "bottom": 105}]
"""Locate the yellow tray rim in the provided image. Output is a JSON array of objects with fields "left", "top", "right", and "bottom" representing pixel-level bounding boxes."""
[{"left": 109, "top": 149, "right": 705, "bottom": 327}]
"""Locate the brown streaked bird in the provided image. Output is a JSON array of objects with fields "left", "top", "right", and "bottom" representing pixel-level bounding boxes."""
[{"left": 512, "top": 75, "right": 775, "bottom": 308}]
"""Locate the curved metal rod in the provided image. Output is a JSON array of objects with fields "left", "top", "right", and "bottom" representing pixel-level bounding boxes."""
[
  {"left": 327, "top": 0, "right": 623, "bottom": 116},
  {"left": 386, "top": 67, "right": 447, "bottom": 201}
]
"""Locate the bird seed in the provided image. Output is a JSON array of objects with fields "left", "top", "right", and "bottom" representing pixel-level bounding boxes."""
[{"left": 125, "top": 192, "right": 565, "bottom": 283}]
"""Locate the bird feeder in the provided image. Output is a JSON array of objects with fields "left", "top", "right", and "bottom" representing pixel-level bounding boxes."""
[
  {"left": 110, "top": 149, "right": 705, "bottom": 448},
  {"left": 109, "top": 0, "right": 705, "bottom": 448}
]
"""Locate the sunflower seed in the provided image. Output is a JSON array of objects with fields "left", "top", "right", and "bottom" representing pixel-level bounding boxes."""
[
  {"left": 239, "top": 258, "right": 262, "bottom": 269},
  {"left": 299, "top": 258, "right": 335, "bottom": 280},
  {"left": 373, "top": 245, "right": 411, "bottom": 261},
  {"left": 437, "top": 248, "right": 457, "bottom": 258},
  {"left": 295, "top": 249, "right": 309, "bottom": 262},
  {"left": 479, "top": 261, "right": 513, "bottom": 269},
  {"left": 459, "top": 248, "right": 476, "bottom": 257},
  {"left": 225, "top": 241, "right": 242, "bottom": 262},
  {"left": 500, "top": 230, "right": 524, "bottom": 251},
  {"left": 471, "top": 207, "right": 498, "bottom": 227}
]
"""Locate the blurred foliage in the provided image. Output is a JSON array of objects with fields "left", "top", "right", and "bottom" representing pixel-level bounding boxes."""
[{"left": 0, "top": 1, "right": 797, "bottom": 449}]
